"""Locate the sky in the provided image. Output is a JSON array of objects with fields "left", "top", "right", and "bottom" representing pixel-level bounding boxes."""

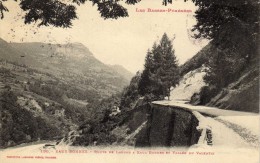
[{"left": 0, "top": 0, "right": 209, "bottom": 73}]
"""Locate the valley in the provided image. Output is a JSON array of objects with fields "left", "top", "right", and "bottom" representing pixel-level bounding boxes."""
[{"left": 0, "top": 38, "right": 133, "bottom": 148}]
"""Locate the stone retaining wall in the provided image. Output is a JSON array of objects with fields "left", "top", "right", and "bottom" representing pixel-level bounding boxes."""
[{"left": 135, "top": 103, "right": 201, "bottom": 147}]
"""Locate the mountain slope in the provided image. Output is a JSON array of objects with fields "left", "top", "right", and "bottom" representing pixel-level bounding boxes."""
[
  {"left": 179, "top": 43, "right": 213, "bottom": 76},
  {"left": 0, "top": 38, "right": 130, "bottom": 98},
  {"left": 109, "top": 64, "right": 134, "bottom": 82},
  {"left": 0, "top": 62, "right": 78, "bottom": 148},
  {"left": 0, "top": 38, "right": 132, "bottom": 148},
  {"left": 207, "top": 60, "right": 259, "bottom": 113}
]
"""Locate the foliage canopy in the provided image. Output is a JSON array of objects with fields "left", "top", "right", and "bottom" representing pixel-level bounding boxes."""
[{"left": 138, "top": 33, "right": 179, "bottom": 100}]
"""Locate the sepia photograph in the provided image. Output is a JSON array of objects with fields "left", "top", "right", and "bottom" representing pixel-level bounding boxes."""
[{"left": 0, "top": 0, "right": 259, "bottom": 163}]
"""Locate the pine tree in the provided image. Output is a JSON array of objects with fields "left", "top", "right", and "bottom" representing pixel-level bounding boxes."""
[
  {"left": 163, "top": 44, "right": 179, "bottom": 99},
  {"left": 153, "top": 33, "right": 179, "bottom": 99},
  {"left": 138, "top": 33, "right": 179, "bottom": 100},
  {"left": 138, "top": 49, "right": 154, "bottom": 96}
]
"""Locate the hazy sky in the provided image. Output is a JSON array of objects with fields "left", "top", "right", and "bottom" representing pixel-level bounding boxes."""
[{"left": 0, "top": 0, "right": 208, "bottom": 73}]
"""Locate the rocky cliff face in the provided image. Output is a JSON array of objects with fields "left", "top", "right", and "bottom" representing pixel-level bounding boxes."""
[{"left": 170, "top": 66, "right": 207, "bottom": 101}]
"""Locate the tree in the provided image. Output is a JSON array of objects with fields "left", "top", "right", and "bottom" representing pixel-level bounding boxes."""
[
  {"left": 190, "top": 0, "right": 258, "bottom": 41},
  {"left": 161, "top": 34, "right": 179, "bottom": 99},
  {"left": 138, "top": 49, "right": 154, "bottom": 96},
  {"left": 152, "top": 33, "right": 179, "bottom": 99},
  {"left": 0, "top": 0, "right": 168, "bottom": 27},
  {"left": 203, "top": 39, "right": 249, "bottom": 89},
  {"left": 138, "top": 33, "right": 179, "bottom": 100}
]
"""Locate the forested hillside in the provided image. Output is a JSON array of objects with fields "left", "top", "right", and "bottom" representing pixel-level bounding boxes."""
[{"left": 0, "top": 38, "right": 132, "bottom": 148}]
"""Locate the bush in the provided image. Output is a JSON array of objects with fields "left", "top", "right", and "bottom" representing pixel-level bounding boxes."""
[{"left": 199, "top": 86, "right": 219, "bottom": 105}]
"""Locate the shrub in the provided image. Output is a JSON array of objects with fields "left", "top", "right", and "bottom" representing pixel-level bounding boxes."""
[{"left": 199, "top": 86, "right": 219, "bottom": 105}]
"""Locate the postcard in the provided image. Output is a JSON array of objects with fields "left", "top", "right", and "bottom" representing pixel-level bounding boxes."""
[{"left": 0, "top": 0, "right": 259, "bottom": 163}]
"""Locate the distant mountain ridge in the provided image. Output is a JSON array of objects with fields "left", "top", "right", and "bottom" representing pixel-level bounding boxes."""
[{"left": 0, "top": 38, "right": 132, "bottom": 97}]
